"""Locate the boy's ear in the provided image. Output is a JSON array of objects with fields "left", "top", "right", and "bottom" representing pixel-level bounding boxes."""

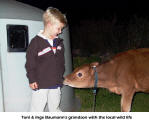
[
  {"left": 46, "top": 21, "right": 53, "bottom": 27},
  {"left": 47, "top": 21, "right": 51, "bottom": 26}
]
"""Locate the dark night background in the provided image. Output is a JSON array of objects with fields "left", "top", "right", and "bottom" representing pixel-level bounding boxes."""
[{"left": 17, "top": 0, "right": 149, "bottom": 57}]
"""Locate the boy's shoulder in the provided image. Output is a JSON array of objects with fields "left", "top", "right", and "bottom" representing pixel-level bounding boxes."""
[
  {"left": 32, "top": 35, "right": 43, "bottom": 41},
  {"left": 56, "top": 37, "right": 63, "bottom": 43},
  {"left": 30, "top": 35, "right": 45, "bottom": 44},
  {"left": 28, "top": 36, "right": 45, "bottom": 49}
]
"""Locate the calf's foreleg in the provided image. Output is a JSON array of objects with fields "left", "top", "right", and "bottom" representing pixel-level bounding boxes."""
[{"left": 120, "top": 89, "right": 135, "bottom": 112}]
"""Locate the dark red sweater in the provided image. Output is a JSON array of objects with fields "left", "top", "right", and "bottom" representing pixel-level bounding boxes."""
[{"left": 25, "top": 35, "right": 65, "bottom": 89}]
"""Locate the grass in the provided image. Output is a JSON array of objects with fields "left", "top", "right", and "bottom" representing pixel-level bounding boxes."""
[
  {"left": 75, "top": 88, "right": 149, "bottom": 112},
  {"left": 73, "top": 56, "right": 149, "bottom": 112},
  {"left": 75, "top": 88, "right": 121, "bottom": 112}
]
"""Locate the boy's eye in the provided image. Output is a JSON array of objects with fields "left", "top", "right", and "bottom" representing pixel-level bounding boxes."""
[{"left": 77, "top": 73, "right": 82, "bottom": 77}]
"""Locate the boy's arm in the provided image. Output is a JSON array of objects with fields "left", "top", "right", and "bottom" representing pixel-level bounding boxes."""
[
  {"left": 25, "top": 38, "right": 38, "bottom": 85},
  {"left": 58, "top": 39, "right": 65, "bottom": 75}
]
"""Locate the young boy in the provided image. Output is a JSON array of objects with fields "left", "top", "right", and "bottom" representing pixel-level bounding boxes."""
[{"left": 25, "top": 7, "right": 67, "bottom": 112}]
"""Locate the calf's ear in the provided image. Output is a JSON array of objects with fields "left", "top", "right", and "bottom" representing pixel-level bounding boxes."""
[{"left": 90, "top": 62, "right": 99, "bottom": 67}]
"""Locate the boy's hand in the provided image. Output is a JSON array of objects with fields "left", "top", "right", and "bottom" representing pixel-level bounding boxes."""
[{"left": 30, "top": 82, "right": 38, "bottom": 90}]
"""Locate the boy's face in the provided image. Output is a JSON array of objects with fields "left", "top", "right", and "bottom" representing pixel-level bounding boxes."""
[{"left": 48, "top": 19, "right": 64, "bottom": 39}]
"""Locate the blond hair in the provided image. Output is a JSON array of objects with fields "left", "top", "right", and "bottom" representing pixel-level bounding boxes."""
[{"left": 43, "top": 7, "right": 67, "bottom": 26}]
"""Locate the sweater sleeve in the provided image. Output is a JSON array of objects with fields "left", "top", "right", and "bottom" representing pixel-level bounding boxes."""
[
  {"left": 59, "top": 39, "right": 65, "bottom": 75},
  {"left": 25, "top": 37, "right": 38, "bottom": 84}
]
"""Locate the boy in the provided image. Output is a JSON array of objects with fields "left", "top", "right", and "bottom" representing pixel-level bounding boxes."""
[{"left": 25, "top": 7, "right": 67, "bottom": 112}]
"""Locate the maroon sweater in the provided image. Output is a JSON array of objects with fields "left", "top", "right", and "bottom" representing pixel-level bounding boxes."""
[{"left": 25, "top": 35, "right": 65, "bottom": 89}]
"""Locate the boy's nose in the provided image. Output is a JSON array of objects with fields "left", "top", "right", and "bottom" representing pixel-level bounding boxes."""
[{"left": 59, "top": 30, "right": 62, "bottom": 34}]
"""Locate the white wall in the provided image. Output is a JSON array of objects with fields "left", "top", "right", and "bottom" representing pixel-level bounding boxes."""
[{"left": 0, "top": 19, "right": 43, "bottom": 111}]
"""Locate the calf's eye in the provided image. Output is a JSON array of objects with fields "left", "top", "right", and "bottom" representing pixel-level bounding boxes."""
[{"left": 77, "top": 73, "right": 82, "bottom": 77}]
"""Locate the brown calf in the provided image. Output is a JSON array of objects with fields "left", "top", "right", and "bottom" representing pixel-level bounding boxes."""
[{"left": 64, "top": 48, "right": 149, "bottom": 112}]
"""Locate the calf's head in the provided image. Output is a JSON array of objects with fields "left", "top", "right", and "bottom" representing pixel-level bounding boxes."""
[{"left": 64, "top": 62, "right": 99, "bottom": 88}]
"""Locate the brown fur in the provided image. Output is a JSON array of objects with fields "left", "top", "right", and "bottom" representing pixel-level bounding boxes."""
[{"left": 64, "top": 48, "right": 149, "bottom": 112}]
